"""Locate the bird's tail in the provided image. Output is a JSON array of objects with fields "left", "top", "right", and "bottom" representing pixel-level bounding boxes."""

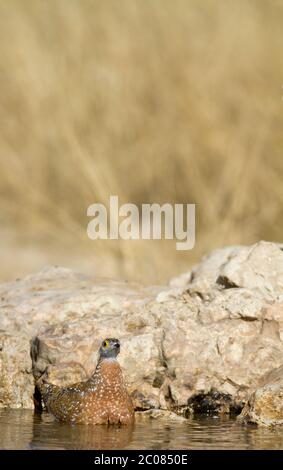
[{"left": 34, "top": 370, "right": 59, "bottom": 410}]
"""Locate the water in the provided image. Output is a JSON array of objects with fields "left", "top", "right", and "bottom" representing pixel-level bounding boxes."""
[{"left": 0, "top": 409, "right": 283, "bottom": 450}]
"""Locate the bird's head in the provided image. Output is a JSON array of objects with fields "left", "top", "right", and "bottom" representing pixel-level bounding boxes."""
[{"left": 98, "top": 338, "right": 120, "bottom": 360}]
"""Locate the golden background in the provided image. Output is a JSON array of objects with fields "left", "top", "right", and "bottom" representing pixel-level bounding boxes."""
[{"left": 0, "top": 0, "right": 282, "bottom": 283}]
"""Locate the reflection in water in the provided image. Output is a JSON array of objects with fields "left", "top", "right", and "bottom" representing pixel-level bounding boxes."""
[
  {"left": 0, "top": 409, "right": 283, "bottom": 450},
  {"left": 0, "top": 409, "right": 33, "bottom": 450},
  {"left": 31, "top": 412, "right": 134, "bottom": 450}
]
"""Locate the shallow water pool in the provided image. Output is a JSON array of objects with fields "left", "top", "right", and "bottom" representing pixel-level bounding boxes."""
[{"left": 0, "top": 409, "right": 282, "bottom": 450}]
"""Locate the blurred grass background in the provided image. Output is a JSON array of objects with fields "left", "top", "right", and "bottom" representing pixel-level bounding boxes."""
[{"left": 0, "top": 0, "right": 282, "bottom": 284}]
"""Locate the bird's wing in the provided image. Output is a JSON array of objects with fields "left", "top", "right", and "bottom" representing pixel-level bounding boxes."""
[{"left": 38, "top": 379, "right": 88, "bottom": 421}]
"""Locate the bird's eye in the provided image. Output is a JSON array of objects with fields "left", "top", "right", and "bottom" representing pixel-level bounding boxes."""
[{"left": 103, "top": 340, "right": 109, "bottom": 348}]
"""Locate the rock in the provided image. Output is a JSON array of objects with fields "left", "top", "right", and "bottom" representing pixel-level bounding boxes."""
[
  {"left": 218, "top": 242, "right": 283, "bottom": 299},
  {"left": 238, "top": 365, "right": 283, "bottom": 426},
  {"left": 187, "top": 245, "right": 243, "bottom": 293},
  {"left": 135, "top": 409, "right": 187, "bottom": 421},
  {"left": 131, "top": 390, "right": 159, "bottom": 410},
  {"left": 0, "top": 241, "right": 283, "bottom": 422},
  {"left": 186, "top": 389, "right": 243, "bottom": 416},
  {"left": 0, "top": 333, "right": 34, "bottom": 408},
  {"left": 176, "top": 241, "right": 283, "bottom": 298}
]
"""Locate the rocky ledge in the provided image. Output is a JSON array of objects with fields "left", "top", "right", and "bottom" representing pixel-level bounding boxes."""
[
  {"left": 238, "top": 365, "right": 283, "bottom": 426},
  {"left": 0, "top": 241, "right": 283, "bottom": 425}
]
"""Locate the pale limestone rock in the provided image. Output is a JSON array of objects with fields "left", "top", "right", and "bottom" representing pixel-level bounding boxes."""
[
  {"left": 218, "top": 242, "right": 283, "bottom": 299},
  {"left": 0, "top": 333, "right": 34, "bottom": 408},
  {"left": 239, "top": 365, "right": 283, "bottom": 426},
  {"left": 0, "top": 241, "right": 283, "bottom": 421}
]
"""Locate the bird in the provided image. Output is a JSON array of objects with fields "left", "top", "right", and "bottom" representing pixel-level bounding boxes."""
[{"left": 36, "top": 338, "right": 135, "bottom": 425}]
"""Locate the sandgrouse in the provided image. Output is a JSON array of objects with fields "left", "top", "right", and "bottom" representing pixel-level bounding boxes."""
[{"left": 37, "top": 338, "right": 135, "bottom": 425}]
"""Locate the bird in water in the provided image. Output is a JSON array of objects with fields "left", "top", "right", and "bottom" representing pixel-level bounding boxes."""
[{"left": 36, "top": 338, "right": 135, "bottom": 425}]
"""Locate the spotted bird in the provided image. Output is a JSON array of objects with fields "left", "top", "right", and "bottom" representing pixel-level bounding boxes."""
[{"left": 37, "top": 338, "right": 135, "bottom": 425}]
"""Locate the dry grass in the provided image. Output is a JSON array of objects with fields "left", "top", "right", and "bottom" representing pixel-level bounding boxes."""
[{"left": 0, "top": 0, "right": 282, "bottom": 283}]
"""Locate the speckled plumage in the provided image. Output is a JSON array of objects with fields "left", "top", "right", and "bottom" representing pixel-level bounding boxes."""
[{"left": 37, "top": 339, "right": 135, "bottom": 425}]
